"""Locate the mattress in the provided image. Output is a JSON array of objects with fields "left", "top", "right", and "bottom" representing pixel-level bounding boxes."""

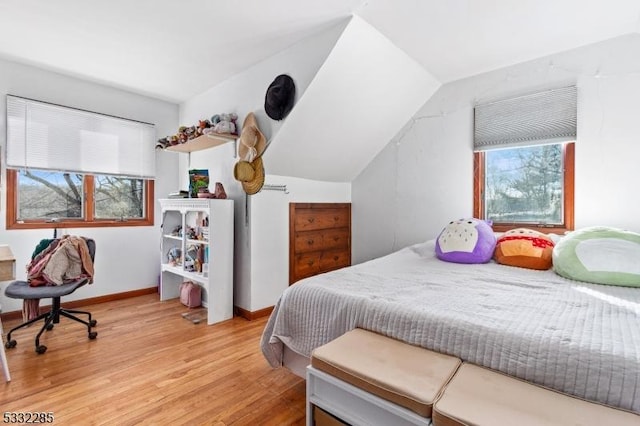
[{"left": 261, "top": 240, "right": 640, "bottom": 413}]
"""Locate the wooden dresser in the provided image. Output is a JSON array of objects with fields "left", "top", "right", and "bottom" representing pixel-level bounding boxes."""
[{"left": 289, "top": 203, "right": 351, "bottom": 285}]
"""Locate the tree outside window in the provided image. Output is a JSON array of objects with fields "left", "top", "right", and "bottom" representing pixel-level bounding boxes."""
[
  {"left": 474, "top": 142, "right": 574, "bottom": 233},
  {"left": 17, "top": 170, "right": 84, "bottom": 220},
  {"left": 7, "top": 169, "right": 153, "bottom": 229},
  {"left": 485, "top": 144, "right": 563, "bottom": 225}
]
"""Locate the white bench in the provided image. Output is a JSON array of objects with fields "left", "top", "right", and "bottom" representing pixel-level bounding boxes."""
[
  {"left": 306, "top": 329, "right": 640, "bottom": 426},
  {"left": 307, "top": 328, "right": 461, "bottom": 426},
  {"left": 433, "top": 363, "right": 640, "bottom": 426}
]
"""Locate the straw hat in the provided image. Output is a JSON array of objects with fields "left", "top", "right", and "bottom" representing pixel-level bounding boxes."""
[
  {"left": 234, "top": 156, "right": 265, "bottom": 195},
  {"left": 238, "top": 113, "right": 266, "bottom": 162}
]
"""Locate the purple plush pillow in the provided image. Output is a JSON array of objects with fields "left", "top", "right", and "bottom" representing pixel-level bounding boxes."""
[{"left": 435, "top": 218, "right": 496, "bottom": 264}]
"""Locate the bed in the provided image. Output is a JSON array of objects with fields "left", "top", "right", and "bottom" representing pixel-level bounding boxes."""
[{"left": 261, "top": 239, "right": 640, "bottom": 414}]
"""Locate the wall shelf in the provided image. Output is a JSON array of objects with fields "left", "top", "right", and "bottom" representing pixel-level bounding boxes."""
[{"left": 164, "top": 133, "right": 237, "bottom": 153}]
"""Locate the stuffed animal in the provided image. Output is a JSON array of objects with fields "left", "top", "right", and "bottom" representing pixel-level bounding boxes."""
[
  {"left": 206, "top": 113, "right": 239, "bottom": 135},
  {"left": 196, "top": 119, "right": 211, "bottom": 136},
  {"left": 155, "top": 137, "right": 169, "bottom": 149},
  {"left": 435, "top": 218, "right": 496, "bottom": 264},
  {"left": 494, "top": 228, "right": 554, "bottom": 270},
  {"left": 185, "top": 126, "right": 197, "bottom": 140},
  {"left": 553, "top": 226, "right": 640, "bottom": 287},
  {"left": 177, "top": 126, "right": 188, "bottom": 144},
  {"left": 167, "top": 247, "right": 182, "bottom": 266}
]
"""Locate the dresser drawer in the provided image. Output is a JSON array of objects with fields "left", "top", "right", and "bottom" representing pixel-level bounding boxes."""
[
  {"left": 320, "top": 248, "right": 350, "bottom": 272},
  {"left": 294, "top": 230, "right": 325, "bottom": 253},
  {"left": 294, "top": 228, "right": 350, "bottom": 253},
  {"left": 294, "top": 208, "right": 350, "bottom": 231},
  {"left": 320, "top": 228, "right": 350, "bottom": 251},
  {"left": 293, "top": 252, "right": 322, "bottom": 281}
]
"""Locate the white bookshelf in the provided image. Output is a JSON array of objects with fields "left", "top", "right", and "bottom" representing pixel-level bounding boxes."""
[{"left": 159, "top": 198, "right": 234, "bottom": 324}]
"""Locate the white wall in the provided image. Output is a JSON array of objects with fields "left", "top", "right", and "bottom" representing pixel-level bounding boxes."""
[
  {"left": 178, "top": 21, "right": 349, "bottom": 311},
  {"left": 352, "top": 33, "right": 640, "bottom": 264},
  {"left": 0, "top": 57, "right": 178, "bottom": 312},
  {"left": 265, "top": 15, "right": 441, "bottom": 182},
  {"left": 250, "top": 175, "right": 350, "bottom": 311}
]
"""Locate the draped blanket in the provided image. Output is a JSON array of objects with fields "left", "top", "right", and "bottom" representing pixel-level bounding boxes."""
[
  {"left": 22, "top": 236, "right": 94, "bottom": 321},
  {"left": 27, "top": 235, "right": 94, "bottom": 286},
  {"left": 261, "top": 240, "right": 640, "bottom": 413}
]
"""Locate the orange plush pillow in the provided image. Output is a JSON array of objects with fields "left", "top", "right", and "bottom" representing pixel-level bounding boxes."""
[{"left": 494, "top": 228, "right": 555, "bottom": 270}]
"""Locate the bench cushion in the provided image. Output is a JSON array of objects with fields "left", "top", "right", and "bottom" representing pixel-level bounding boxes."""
[
  {"left": 311, "top": 328, "right": 461, "bottom": 417},
  {"left": 433, "top": 363, "right": 640, "bottom": 426}
]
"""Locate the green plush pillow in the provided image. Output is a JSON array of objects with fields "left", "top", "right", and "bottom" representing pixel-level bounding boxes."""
[{"left": 552, "top": 226, "right": 640, "bottom": 287}]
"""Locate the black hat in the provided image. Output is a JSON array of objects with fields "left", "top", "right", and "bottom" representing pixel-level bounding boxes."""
[{"left": 264, "top": 74, "right": 295, "bottom": 121}]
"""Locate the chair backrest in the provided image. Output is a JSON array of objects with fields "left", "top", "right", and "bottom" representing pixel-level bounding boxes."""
[
  {"left": 34, "top": 237, "right": 95, "bottom": 261},
  {"left": 32, "top": 236, "right": 96, "bottom": 269},
  {"left": 84, "top": 238, "right": 96, "bottom": 263}
]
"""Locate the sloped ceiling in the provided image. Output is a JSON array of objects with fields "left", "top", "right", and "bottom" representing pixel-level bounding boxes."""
[
  {"left": 357, "top": 0, "right": 640, "bottom": 84},
  {"left": 0, "top": 0, "right": 364, "bottom": 103},
  {"left": 264, "top": 16, "right": 440, "bottom": 182},
  {"left": 0, "top": 1, "right": 638, "bottom": 103}
]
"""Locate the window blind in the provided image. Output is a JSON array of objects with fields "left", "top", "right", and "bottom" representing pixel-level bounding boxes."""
[
  {"left": 473, "top": 86, "right": 577, "bottom": 151},
  {"left": 6, "top": 95, "right": 156, "bottom": 178}
]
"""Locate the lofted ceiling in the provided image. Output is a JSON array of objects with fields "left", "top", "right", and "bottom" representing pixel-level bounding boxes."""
[
  {"left": 264, "top": 16, "right": 441, "bottom": 182},
  {"left": 0, "top": 0, "right": 638, "bottom": 104}
]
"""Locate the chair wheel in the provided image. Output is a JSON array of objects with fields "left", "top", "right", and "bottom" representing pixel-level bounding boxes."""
[
  {"left": 5, "top": 340, "right": 17, "bottom": 349},
  {"left": 46, "top": 323, "right": 54, "bottom": 331},
  {"left": 90, "top": 320, "right": 97, "bottom": 327},
  {"left": 89, "top": 331, "right": 97, "bottom": 340},
  {"left": 36, "top": 345, "right": 47, "bottom": 354}
]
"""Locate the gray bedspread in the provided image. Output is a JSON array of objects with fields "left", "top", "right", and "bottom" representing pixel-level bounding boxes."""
[{"left": 261, "top": 240, "right": 640, "bottom": 413}]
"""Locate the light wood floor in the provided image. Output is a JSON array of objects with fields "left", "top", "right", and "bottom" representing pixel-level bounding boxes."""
[{"left": 1, "top": 294, "right": 306, "bottom": 425}]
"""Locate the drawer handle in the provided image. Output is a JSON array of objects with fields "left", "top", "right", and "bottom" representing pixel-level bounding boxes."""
[
  {"left": 333, "top": 256, "right": 339, "bottom": 261},
  {"left": 333, "top": 236, "right": 340, "bottom": 242},
  {"left": 307, "top": 260, "right": 315, "bottom": 266},
  {"left": 334, "top": 216, "right": 340, "bottom": 221},
  {"left": 308, "top": 218, "right": 315, "bottom": 223},
  {"left": 307, "top": 239, "right": 315, "bottom": 245}
]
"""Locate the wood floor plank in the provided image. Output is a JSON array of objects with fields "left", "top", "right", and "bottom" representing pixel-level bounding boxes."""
[{"left": 1, "top": 294, "right": 305, "bottom": 425}]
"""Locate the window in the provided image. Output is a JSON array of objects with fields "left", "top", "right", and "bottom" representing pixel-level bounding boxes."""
[
  {"left": 5, "top": 95, "right": 155, "bottom": 230},
  {"left": 6, "top": 169, "right": 154, "bottom": 229},
  {"left": 94, "top": 174, "right": 148, "bottom": 220},
  {"left": 473, "top": 86, "right": 576, "bottom": 233},
  {"left": 474, "top": 142, "right": 574, "bottom": 233},
  {"left": 14, "top": 170, "right": 83, "bottom": 220}
]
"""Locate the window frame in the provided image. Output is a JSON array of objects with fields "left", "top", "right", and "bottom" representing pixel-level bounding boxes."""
[
  {"left": 473, "top": 142, "right": 574, "bottom": 234},
  {"left": 6, "top": 169, "right": 154, "bottom": 230}
]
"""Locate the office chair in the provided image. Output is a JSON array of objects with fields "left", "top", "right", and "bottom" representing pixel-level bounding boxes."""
[{"left": 4, "top": 238, "right": 97, "bottom": 354}]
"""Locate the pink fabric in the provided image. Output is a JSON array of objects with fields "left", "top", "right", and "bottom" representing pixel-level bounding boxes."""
[
  {"left": 27, "top": 242, "right": 59, "bottom": 285},
  {"left": 22, "top": 299, "right": 40, "bottom": 322}
]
